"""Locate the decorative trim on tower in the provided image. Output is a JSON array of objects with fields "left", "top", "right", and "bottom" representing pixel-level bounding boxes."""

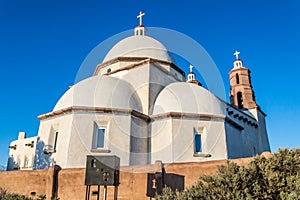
[
  {"left": 187, "top": 65, "right": 202, "bottom": 86},
  {"left": 229, "top": 51, "right": 257, "bottom": 110}
]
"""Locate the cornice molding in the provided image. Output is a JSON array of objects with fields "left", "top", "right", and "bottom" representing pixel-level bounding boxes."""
[
  {"left": 38, "top": 106, "right": 150, "bottom": 122},
  {"left": 39, "top": 107, "right": 247, "bottom": 130},
  {"left": 94, "top": 57, "right": 185, "bottom": 77}
]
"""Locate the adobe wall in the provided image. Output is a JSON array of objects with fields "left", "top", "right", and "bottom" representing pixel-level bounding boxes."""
[
  {"left": 0, "top": 167, "right": 52, "bottom": 198},
  {"left": 57, "top": 161, "right": 164, "bottom": 200},
  {"left": 0, "top": 158, "right": 252, "bottom": 200}
]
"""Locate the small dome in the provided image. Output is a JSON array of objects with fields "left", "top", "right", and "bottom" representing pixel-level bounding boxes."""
[
  {"left": 103, "top": 35, "right": 173, "bottom": 63},
  {"left": 153, "top": 82, "right": 225, "bottom": 115},
  {"left": 53, "top": 76, "right": 142, "bottom": 112}
]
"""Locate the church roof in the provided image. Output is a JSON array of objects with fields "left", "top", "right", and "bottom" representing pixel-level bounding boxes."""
[
  {"left": 103, "top": 35, "right": 174, "bottom": 63},
  {"left": 53, "top": 75, "right": 142, "bottom": 112},
  {"left": 153, "top": 82, "right": 226, "bottom": 116}
]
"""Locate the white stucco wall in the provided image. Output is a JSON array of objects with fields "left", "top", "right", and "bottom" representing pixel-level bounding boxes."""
[
  {"left": 36, "top": 110, "right": 151, "bottom": 168},
  {"left": 150, "top": 117, "right": 228, "bottom": 164},
  {"left": 225, "top": 121, "right": 260, "bottom": 158},
  {"left": 148, "top": 63, "right": 182, "bottom": 114},
  {"left": 224, "top": 123, "right": 244, "bottom": 159},
  {"left": 171, "top": 118, "right": 228, "bottom": 162},
  {"left": 117, "top": 62, "right": 182, "bottom": 115},
  {"left": 7, "top": 135, "right": 38, "bottom": 170},
  {"left": 150, "top": 118, "right": 173, "bottom": 163},
  {"left": 121, "top": 63, "right": 151, "bottom": 114},
  {"left": 225, "top": 105, "right": 270, "bottom": 159},
  {"left": 64, "top": 112, "right": 133, "bottom": 167},
  {"left": 129, "top": 115, "right": 149, "bottom": 165},
  {"left": 248, "top": 108, "right": 271, "bottom": 152},
  {"left": 35, "top": 114, "right": 73, "bottom": 169}
]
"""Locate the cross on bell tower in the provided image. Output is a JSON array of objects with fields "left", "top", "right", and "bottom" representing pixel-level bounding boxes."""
[
  {"left": 134, "top": 11, "right": 146, "bottom": 36},
  {"left": 187, "top": 65, "right": 202, "bottom": 86},
  {"left": 229, "top": 51, "right": 257, "bottom": 109},
  {"left": 137, "top": 11, "right": 145, "bottom": 26},
  {"left": 233, "top": 50, "right": 244, "bottom": 69},
  {"left": 234, "top": 51, "right": 240, "bottom": 59}
]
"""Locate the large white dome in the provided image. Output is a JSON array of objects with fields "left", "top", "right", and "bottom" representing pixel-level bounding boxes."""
[
  {"left": 103, "top": 35, "right": 173, "bottom": 63},
  {"left": 53, "top": 75, "right": 142, "bottom": 112},
  {"left": 153, "top": 82, "right": 226, "bottom": 115}
]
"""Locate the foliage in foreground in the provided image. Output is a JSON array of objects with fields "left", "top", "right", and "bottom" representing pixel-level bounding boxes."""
[
  {"left": 157, "top": 148, "right": 300, "bottom": 200},
  {"left": 0, "top": 188, "right": 47, "bottom": 200}
]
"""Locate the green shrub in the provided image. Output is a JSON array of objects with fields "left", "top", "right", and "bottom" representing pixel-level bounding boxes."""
[
  {"left": 37, "top": 195, "right": 46, "bottom": 200},
  {"left": 157, "top": 148, "right": 300, "bottom": 200},
  {"left": 4, "top": 193, "right": 31, "bottom": 200},
  {"left": 0, "top": 188, "right": 48, "bottom": 200}
]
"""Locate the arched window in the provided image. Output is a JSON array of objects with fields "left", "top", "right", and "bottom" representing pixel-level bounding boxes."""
[
  {"left": 188, "top": 74, "right": 195, "bottom": 81},
  {"left": 194, "top": 133, "right": 202, "bottom": 153},
  {"left": 49, "top": 130, "right": 58, "bottom": 151},
  {"left": 237, "top": 92, "right": 243, "bottom": 109},
  {"left": 24, "top": 157, "right": 29, "bottom": 168},
  {"left": 236, "top": 73, "right": 240, "bottom": 84}
]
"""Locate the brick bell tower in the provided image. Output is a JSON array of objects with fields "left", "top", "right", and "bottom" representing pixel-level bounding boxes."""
[{"left": 229, "top": 51, "right": 257, "bottom": 109}]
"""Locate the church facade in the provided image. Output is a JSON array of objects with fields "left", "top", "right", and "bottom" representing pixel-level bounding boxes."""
[{"left": 7, "top": 14, "right": 270, "bottom": 170}]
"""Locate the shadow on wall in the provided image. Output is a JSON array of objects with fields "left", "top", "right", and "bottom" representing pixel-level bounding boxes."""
[
  {"left": 33, "top": 138, "right": 56, "bottom": 170},
  {"left": 7, "top": 155, "right": 19, "bottom": 171},
  {"left": 7, "top": 138, "right": 56, "bottom": 170},
  {"left": 146, "top": 167, "right": 184, "bottom": 198}
]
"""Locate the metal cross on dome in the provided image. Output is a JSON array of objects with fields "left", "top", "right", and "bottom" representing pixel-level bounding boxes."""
[
  {"left": 189, "top": 65, "right": 194, "bottom": 73},
  {"left": 234, "top": 50, "right": 240, "bottom": 60},
  {"left": 137, "top": 11, "right": 145, "bottom": 26}
]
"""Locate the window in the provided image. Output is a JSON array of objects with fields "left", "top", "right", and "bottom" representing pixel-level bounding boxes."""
[
  {"left": 48, "top": 130, "right": 58, "bottom": 153},
  {"left": 236, "top": 73, "right": 240, "bottom": 84},
  {"left": 194, "top": 133, "right": 202, "bottom": 153},
  {"left": 92, "top": 122, "right": 110, "bottom": 152},
  {"left": 237, "top": 92, "right": 243, "bottom": 109},
  {"left": 188, "top": 74, "right": 195, "bottom": 81},
  {"left": 53, "top": 131, "right": 58, "bottom": 150},
  {"left": 95, "top": 128, "right": 106, "bottom": 149},
  {"left": 24, "top": 157, "right": 29, "bottom": 168}
]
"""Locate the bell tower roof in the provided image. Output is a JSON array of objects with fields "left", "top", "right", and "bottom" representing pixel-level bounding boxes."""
[{"left": 232, "top": 50, "right": 244, "bottom": 70}]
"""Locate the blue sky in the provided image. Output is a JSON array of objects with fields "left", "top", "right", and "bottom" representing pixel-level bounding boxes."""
[{"left": 0, "top": 0, "right": 299, "bottom": 166}]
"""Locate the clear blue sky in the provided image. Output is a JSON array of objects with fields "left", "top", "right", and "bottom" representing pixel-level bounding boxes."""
[{"left": 0, "top": 0, "right": 299, "bottom": 166}]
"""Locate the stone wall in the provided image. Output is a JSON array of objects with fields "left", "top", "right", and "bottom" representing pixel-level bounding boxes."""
[{"left": 0, "top": 158, "right": 251, "bottom": 200}]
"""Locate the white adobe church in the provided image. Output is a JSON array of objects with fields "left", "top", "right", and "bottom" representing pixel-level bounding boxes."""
[{"left": 7, "top": 12, "right": 270, "bottom": 170}]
